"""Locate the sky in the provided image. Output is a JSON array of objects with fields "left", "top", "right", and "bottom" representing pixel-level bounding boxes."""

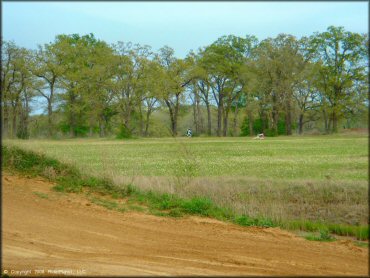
[{"left": 3, "top": 1, "right": 369, "bottom": 58}]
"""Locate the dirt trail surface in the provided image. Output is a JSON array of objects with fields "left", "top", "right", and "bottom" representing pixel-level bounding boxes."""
[{"left": 2, "top": 173, "right": 368, "bottom": 276}]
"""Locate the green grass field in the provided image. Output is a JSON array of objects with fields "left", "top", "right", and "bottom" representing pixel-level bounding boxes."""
[{"left": 3, "top": 135, "right": 368, "bottom": 236}]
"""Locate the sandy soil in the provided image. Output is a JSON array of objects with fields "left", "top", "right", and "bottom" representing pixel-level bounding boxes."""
[{"left": 2, "top": 172, "right": 368, "bottom": 276}]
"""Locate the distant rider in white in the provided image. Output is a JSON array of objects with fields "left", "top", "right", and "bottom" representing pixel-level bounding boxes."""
[{"left": 186, "top": 128, "right": 192, "bottom": 137}]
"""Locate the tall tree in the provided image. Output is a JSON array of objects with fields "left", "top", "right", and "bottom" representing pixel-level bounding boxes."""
[
  {"left": 292, "top": 62, "right": 321, "bottom": 134},
  {"left": 113, "top": 42, "right": 152, "bottom": 136},
  {"left": 157, "top": 46, "right": 192, "bottom": 136},
  {"left": 31, "top": 42, "right": 65, "bottom": 137},
  {"left": 199, "top": 35, "right": 257, "bottom": 136},
  {"left": 55, "top": 34, "right": 97, "bottom": 137},
  {"left": 1, "top": 41, "right": 19, "bottom": 137},
  {"left": 311, "top": 26, "right": 368, "bottom": 133}
]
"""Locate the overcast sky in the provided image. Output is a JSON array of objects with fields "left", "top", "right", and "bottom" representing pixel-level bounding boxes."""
[{"left": 3, "top": 1, "right": 369, "bottom": 58}]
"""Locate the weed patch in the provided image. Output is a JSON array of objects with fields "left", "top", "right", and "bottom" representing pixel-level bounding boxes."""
[{"left": 305, "top": 230, "right": 336, "bottom": 242}]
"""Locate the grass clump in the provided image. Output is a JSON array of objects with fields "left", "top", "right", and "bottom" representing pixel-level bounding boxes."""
[
  {"left": 305, "top": 229, "right": 336, "bottom": 242},
  {"left": 281, "top": 219, "right": 368, "bottom": 241},
  {"left": 181, "top": 197, "right": 213, "bottom": 215},
  {"left": 234, "top": 215, "right": 276, "bottom": 228}
]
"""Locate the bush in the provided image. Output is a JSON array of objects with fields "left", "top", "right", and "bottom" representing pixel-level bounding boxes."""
[
  {"left": 116, "top": 124, "right": 132, "bottom": 139},
  {"left": 234, "top": 215, "right": 276, "bottom": 227},
  {"left": 240, "top": 118, "right": 263, "bottom": 136},
  {"left": 277, "top": 119, "right": 286, "bottom": 135},
  {"left": 264, "top": 128, "right": 278, "bottom": 137},
  {"left": 182, "top": 197, "right": 213, "bottom": 215},
  {"left": 16, "top": 128, "right": 30, "bottom": 139},
  {"left": 305, "top": 229, "right": 336, "bottom": 242},
  {"left": 59, "top": 123, "right": 89, "bottom": 137},
  {"left": 241, "top": 117, "right": 287, "bottom": 137}
]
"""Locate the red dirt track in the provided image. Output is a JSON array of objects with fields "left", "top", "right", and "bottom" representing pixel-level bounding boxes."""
[{"left": 2, "top": 173, "right": 368, "bottom": 276}]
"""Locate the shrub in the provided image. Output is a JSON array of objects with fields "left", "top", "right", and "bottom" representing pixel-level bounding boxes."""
[
  {"left": 182, "top": 197, "right": 213, "bottom": 215},
  {"left": 305, "top": 229, "right": 336, "bottom": 242},
  {"left": 240, "top": 118, "right": 264, "bottom": 136},
  {"left": 59, "top": 123, "right": 89, "bottom": 137},
  {"left": 116, "top": 124, "right": 132, "bottom": 139}
]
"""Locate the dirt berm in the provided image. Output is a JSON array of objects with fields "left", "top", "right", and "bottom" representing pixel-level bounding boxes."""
[{"left": 2, "top": 173, "right": 368, "bottom": 276}]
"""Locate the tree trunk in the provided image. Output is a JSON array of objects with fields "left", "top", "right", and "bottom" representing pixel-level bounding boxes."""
[
  {"left": 47, "top": 99, "right": 53, "bottom": 137},
  {"left": 17, "top": 96, "right": 29, "bottom": 139},
  {"left": 261, "top": 110, "right": 267, "bottom": 133},
  {"left": 206, "top": 102, "right": 211, "bottom": 136},
  {"left": 332, "top": 111, "right": 338, "bottom": 133},
  {"left": 323, "top": 109, "right": 329, "bottom": 134},
  {"left": 193, "top": 96, "right": 198, "bottom": 133},
  {"left": 232, "top": 106, "right": 239, "bottom": 136},
  {"left": 223, "top": 109, "right": 229, "bottom": 137},
  {"left": 12, "top": 106, "right": 17, "bottom": 138},
  {"left": 69, "top": 118, "right": 75, "bottom": 138},
  {"left": 2, "top": 103, "right": 9, "bottom": 138},
  {"left": 165, "top": 98, "right": 178, "bottom": 137},
  {"left": 298, "top": 113, "right": 304, "bottom": 135},
  {"left": 217, "top": 95, "right": 223, "bottom": 137},
  {"left": 173, "top": 98, "right": 179, "bottom": 136},
  {"left": 24, "top": 95, "right": 30, "bottom": 138},
  {"left": 196, "top": 93, "right": 203, "bottom": 134},
  {"left": 271, "top": 108, "right": 279, "bottom": 134},
  {"left": 145, "top": 108, "right": 151, "bottom": 137},
  {"left": 138, "top": 104, "right": 144, "bottom": 137},
  {"left": 271, "top": 92, "right": 279, "bottom": 134},
  {"left": 124, "top": 113, "right": 131, "bottom": 133},
  {"left": 99, "top": 119, "right": 105, "bottom": 137},
  {"left": 285, "top": 99, "right": 292, "bottom": 135},
  {"left": 69, "top": 91, "right": 76, "bottom": 138},
  {"left": 247, "top": 110, "right": 254, "bottom": 136}
]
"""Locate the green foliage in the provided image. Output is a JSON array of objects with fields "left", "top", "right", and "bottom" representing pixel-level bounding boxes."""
[
  {"left": 264, "top": 119, "right": 286, "bottom": 136},
  {"left": 241, "top": 117, "right": 287, "bottom": 137},
  {"left": 283, "top": 219, "right": 368, "bottom": 241},
  {"left": 116, "top": 124, "right": 132, "bottom": 139},
  {"left": 305, "top": 229, "right": 336, "bottom": 242},
  {"left": 240, "top": 117, "right": 250, "bottom": 136},
  {"left": 240, "top": 118, "right": 264, "bottom": 136},
  {"left": 16, "top": 128, "right": 30, "bottom": 139},
  {"left": 263, "top": 128, "right": 277, "bottom": 137},
  {"left": 234, "top": 215, "right": 275, "bottom": 227},
  {"left": 2, "top": 145, "right": 64, "bottom": 175},
  {"left": 311, "top": 26, "right": 368, "bottom": 133},
  {"left": 60, "top": 123, "right": 89, "bottom": 137},
  {"left": 182, "top": 197, "right": 213, "bottom": 215},
  {"left": 277, "top": 119, "right": 286, "bottom": 135},
  {"left": 2, "top": 25, "right": 368, "bottom": 140},
  {"left": 168, "top": 208, "right": 183, "bottom": 217}
]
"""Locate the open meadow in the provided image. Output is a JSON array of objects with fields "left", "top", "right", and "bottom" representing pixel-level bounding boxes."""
[{"left": 4, "top": 134, "right": 368, "bottom": 236}]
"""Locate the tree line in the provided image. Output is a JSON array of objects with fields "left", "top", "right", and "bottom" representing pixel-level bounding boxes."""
[{"left": 1, "top": 26, "right": 368, "bottom": 139}]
